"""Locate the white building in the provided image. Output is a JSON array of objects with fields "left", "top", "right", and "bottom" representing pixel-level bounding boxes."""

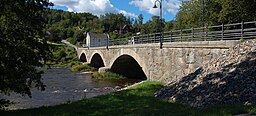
[{"left": 83, "top": 32, "right": 109, "bottom": 47}]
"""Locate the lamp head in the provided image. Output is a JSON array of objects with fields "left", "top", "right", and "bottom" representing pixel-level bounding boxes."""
[{"left": 153, "top": 4, "right": 158, "bottom": 8}]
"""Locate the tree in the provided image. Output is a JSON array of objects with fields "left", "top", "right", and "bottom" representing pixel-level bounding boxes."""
[
  {"left": 141, "top": 16, "right": 163, "bottom": 34},
  {"left": 164, "top": 20, "right": 175, "bottom": 31},
  {"left": 175, "top": 1, "right": 202, "bottom": 29},
  {"left": 100, "top": 13, "right": 128, "bottom": 33},
  {"left": 138, "top": 14, "right": 144, "bottom": 31},
  {"left": 0, "top": 0, "right": 51, "bottom": 107},
  {"left": 138, "top": 14, "right": 144, "bottom": 25},
  {"left": 217, "top": 0, "right": 256, "bottom": 24},
  {"left": 45, "top": 9, "right": 99, "bottom": 43},
  {"left": 175, "top": 0, "right": 256, "bottom": 29},
  {"left": 133, "top": 19, "right": 140, "bottom": 33}
]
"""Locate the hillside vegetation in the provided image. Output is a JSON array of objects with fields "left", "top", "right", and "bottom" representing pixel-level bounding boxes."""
[
  {"left": 45, "top": 0, "right": 256, "bottom": 45},
  {"left": 47, "top": 44, "right": 79, "bottom": 66}
]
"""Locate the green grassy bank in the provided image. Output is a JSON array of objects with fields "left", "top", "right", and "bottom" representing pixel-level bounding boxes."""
[{"left": 1, "top": 81, "right": 256, "bottom": 116}]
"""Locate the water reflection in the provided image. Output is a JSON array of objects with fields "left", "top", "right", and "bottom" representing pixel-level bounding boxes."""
[{"left": 0, "top": 67, "right": 139, "bottom": 110}]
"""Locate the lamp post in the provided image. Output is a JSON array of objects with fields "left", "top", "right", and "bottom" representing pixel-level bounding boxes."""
[{"left": 153, "top": 0, "right": 163, "bottom": 49}]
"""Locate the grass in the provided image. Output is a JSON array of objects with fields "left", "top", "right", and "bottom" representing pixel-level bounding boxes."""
[
  {"left": 71, "top": 64, "right": 97, "bottom": 72},
  {"left": 92, "top": 72, "right": 125, "bottom": 80},
  {"left": 1, "top": 81, "right": 256, "bottom": 116}
]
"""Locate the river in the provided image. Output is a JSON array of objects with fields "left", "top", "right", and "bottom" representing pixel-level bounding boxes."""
[{"left": 0, "top": 67, "right": 139, "bottom": 110}]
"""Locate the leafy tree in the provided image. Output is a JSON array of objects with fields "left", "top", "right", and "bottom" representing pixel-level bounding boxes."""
[
  {"left": 138, "top": 14, "right": 144, "bottom": 25},
  {"left": 133, "top": 19, "right": 140, "bottom": 33},
  {"left": 138, "top": 14, "right": 144, "bottom": 32},
  {"left": 0, "top": 0, "right": 51, "bottom": 107},
  {"left": 45, "top": 9, "right": 98, "bottom": 43},
  {"left": 175, "top": 0, "right": 256, "bottom": 29},
  {"left": 217, "top": 0, "right": 256, "bottom": 24},
  {"left": 175, "top": 1, "right": 201, "bottom": 29},
  {"left": 86, "top": 18, "right": 104, "bottom": 33},
  {"left": 100, "top": 13, "right": 128, "bottom": 32},
  {"left": 164, "top": 20, "right": 175, "bottom": 31},
  {"left": 73, "top": 29, "right": 85, "bottom": 42},
  {"left": 141, "top": 16, "right": 163, "bottom": 34},
  {"left": 100, "top": 13, "right": 132, "bottom": 39}
]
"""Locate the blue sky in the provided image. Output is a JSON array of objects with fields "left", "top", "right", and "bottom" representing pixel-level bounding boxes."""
[{"left": 49, "top": 0, "right": 182, "bottom": 23}]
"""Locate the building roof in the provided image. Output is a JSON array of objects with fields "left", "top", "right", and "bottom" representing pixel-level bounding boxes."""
[{"left": 84, "top": 32, "right": 108, "bottom": 40}]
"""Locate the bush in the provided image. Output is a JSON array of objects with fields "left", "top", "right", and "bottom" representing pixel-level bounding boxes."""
[
  {"left": 92, "top": 72, "right": 125, "bottom": 80},
  {"left": 71, "top": 64, "right": 96, "bottom": 72},
  {"left": 66, "top": 37, "right": 76, "bottom": 45}
]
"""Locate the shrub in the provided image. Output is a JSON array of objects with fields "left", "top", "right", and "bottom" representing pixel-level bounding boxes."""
[
  {"left": 66, "top": 37, "right": 76, "bottom": 45},
  {"left": 92, "top": 72, "right": 125, "bottom": 80},
  {"left": 71, "top": 64, "right": 96, "bottom": 72}
]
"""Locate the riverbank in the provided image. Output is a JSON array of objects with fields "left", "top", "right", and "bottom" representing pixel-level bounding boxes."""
[
  {"left": 1, "top": 81, "right": 255, "bottom": 116},
  {"left": 0, "top": 67, "right": 138, "bottom": 111}
]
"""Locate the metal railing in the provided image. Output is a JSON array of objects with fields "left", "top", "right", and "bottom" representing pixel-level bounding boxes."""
[{"left": 91, "top": 21, "right": 256, "bottom": 48}]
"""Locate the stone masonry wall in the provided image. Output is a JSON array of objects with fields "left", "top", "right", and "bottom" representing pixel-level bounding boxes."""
[{"left": 77, "top": 40, "right": 240, "bottom": 83}]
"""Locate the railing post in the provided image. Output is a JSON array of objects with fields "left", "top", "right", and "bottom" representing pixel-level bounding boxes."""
[
  {"left": 152, "top": 34, "right": 154, "bottom": 43},
  {"left": 180, "top": 29, "right": 182, "bottom": 42},
  {"left": 241, "top": 21, "right": 244, "bottom": 39},
  {"left": 147, "top": 36, "right": 150, "bottom": 43},
  {"left": 204, "top": 26, "right": 206, "bottom": 41},
  {"left": 170, "top": 31, "right": 172, "bottom": 42},
  {"left": 192, "top": 27, "right": 194, "bottom": 42},
  {"left": 221, "top": 23, "right": 224, "bottom": 40},
  {"left": 147, "top": 34, "right": 149, "bottom": 43},
  {"left": 206, "top": 25, "right": 208, "bottom": 41}
]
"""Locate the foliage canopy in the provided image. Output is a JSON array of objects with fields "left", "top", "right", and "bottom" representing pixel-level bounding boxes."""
[
  {"left": 175, "top": 0, "right": 256, "bottom": 29},
  {"left": 0, "top": 0, "right": 51, "bottom": 107}
]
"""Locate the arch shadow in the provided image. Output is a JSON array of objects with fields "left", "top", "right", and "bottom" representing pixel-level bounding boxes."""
[
  {"left": 79, "top": 53, "right": 87, "bottom": 62},
  {"left": 110, "top": 55, "right": 147, "bottom": 80},
  {"left": 90, "top": 53, "right": 105, "bottom": 69}
]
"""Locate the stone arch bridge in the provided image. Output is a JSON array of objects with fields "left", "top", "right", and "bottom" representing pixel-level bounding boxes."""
[{"left": 77, "top": 41, "right": 239, "bottom": 83}]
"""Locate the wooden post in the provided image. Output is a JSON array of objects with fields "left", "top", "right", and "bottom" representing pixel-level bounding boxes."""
[
  {"left": 206, "top": 25, "right": 208, "bottom": 41},
  {"left": 180, "top": 29, "right": 182, "bottom": 42},
  {"left": 192, "top": 27, "right": 194, "bottom": 42},
  {"left": 147, "top": 34, "right": 149, "bottom": 43},
  {"left": 204, "top": 26, "right": 206, "bottom": 41},
  {"left": 221, "top": 23, "right": 224, "bottom": 40},
  {"left": 241, "top": 21, "right": 244, "bottom": 39},
  {"left": 170, "top": 31, "right": 172, "bottom": 42}
]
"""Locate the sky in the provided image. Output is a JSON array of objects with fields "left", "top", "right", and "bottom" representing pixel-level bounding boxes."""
[{"left": 49, "top": 0, "right": 183, "bottom": 23}]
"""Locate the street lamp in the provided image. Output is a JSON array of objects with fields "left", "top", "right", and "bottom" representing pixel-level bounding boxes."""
[{"left": 153, "top": 0, "right": 163, "bottom": 49}]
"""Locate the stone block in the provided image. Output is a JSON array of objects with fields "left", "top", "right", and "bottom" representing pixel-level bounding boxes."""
[{"left": 98, "top": 67, "right": 111, "bottom": 72}]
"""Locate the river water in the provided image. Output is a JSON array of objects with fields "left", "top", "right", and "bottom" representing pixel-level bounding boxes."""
[{"left": 0, "top": 67, "right": 139, "bottom": 110}]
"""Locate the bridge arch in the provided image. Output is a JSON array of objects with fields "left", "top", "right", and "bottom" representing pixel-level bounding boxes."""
[
  {"left": 79, "top": 53, "right": 87, "bottom": 62},
  {"left": 89, "top": 51, "right": 106, "bottom": 69},
  {"left": 109, "top": 49, "right": 148, "bottom": 80}
]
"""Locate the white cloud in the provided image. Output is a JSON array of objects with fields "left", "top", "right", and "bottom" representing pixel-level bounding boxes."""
[
  {"left": 49, "top": 0, "right": 137, "bottom": 17},
  {"left": 129, "top": 0, "right": 182, "bottom": 16}
]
